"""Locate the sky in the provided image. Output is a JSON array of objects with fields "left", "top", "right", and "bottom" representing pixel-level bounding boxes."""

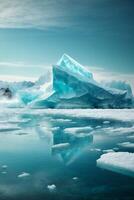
[{"left": 0, "top": 0, "right": 134, "bottom": 89}]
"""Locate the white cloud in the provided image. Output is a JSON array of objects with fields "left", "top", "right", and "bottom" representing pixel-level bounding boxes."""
[
  {"left": 0, "top": 75, "right": 37, "bottom": 82},
  {"left": 0, "top": 0, "right": 87, "bottom": 29}
]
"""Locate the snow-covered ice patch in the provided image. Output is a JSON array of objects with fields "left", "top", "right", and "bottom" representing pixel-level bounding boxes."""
[
  {"left": 97, "top": 152, "right": 134, "bottom": 177},
  {"left": 1, "top": 171, "right": 7, "bottom": 174},
  {"left": 89, "top": 148, "right": 101, "bottom": 152}
]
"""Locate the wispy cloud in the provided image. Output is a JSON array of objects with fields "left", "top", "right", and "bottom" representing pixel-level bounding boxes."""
[
  {"left": 0, "top": 0, "right": 88, "bottom": 29},
  {"left": 0, "top": 61, "right": 49, "bottom": 68}
]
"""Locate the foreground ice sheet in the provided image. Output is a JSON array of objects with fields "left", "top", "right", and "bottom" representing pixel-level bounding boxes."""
[{"left": 97, "top": 152, "right": 134, "bottom": 177}]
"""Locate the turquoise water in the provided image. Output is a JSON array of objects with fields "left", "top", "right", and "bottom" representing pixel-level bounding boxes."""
[{"left": 0, "top": 108, "right": 134, "bottom": 200}]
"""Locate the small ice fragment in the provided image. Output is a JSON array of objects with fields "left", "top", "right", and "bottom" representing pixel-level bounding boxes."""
[
  {"left": 102, "top": 149, "right": 114, "bottom": 153},
  {"left": 72, "top": 177, "right": 78, "bottom": 180},
  {"left": 95, "top": 126, "right": 101, "bottom": 129},
  {"left": 90, "top": 148, "right": 101, "bottom": 152},
  {"left": 64, "top": 126, "right": 93, "bottom": 134},
  {"left": 17, "top": 172, "right": 30, "bottom": 178},
  {"left": 2, "top": 165, "right": 8, "bottom": 169},
  {"left": 1, "top": 171, "right": 7, "bottom": 174},
  {"left": 103, "top": 121, "right": 110, "bottom": 124},
  {"left": 47, "top": 184, "right": 56, "bottom": 192},
  {"left": 52, "top": 143, "right": 70, "bottom": 151}
]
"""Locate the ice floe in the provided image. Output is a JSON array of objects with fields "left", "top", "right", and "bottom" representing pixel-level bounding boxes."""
[
  {"left": 1, "top": 165, "right": 8, "bottom": 169},
  {"left": 52, "top": 143, "right": 70, "bottom": 152},
  {"left": 97, "top": 152, "right": 134, "bottom": 177},
  {"left": 72, "top": 177, "right": 78, "bottom": 180},
  {"left": 17, "top": 172, "right": 30, "bottom": 178},
  {"left": 118, "top": 142, "right": 134, "bottom": 149},
  {"left": 47, "top": 184, "right": 56, "bottom": 192},
  {"left": 102, "top": 149, "right": 114, "bottom": 153}
]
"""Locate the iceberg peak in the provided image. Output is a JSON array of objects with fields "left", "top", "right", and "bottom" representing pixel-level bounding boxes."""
[{"left": 56, "top": 54, "right": 93, "bottom": 82}]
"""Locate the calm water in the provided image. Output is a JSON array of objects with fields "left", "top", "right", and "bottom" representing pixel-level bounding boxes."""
[{"left": 0, "top": 107, "right": 134, "bottom": 200}]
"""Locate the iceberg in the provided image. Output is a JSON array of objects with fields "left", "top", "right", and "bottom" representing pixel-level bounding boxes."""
[
  {"left": 97, "top": 152, "right": 134, "bottom": 177},
  {"left": 17, "top": 54, "right": 133, "bottom": 108}
]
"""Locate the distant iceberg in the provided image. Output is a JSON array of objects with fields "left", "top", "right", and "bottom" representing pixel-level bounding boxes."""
[
  {"left": 31, "top": 54, "right": 133, "bottom": 108},
  {"left": 1, "top": 54, "right": 133, "bottom": 108}
]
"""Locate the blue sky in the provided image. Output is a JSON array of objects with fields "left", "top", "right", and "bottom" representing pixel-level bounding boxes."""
[{"left": 0, "top": 0, "right": 134, "bottom": 88}]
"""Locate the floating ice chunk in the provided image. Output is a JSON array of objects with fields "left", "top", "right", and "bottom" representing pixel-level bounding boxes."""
[
  {"left": 89, "top": 148, "right": 101, "bottom": 152},
  {"left": 47, "top": 184, "right": 56, "bottom": 192},
  {"left": 72, "top": 177, "right": 78, "bottom": 180},
  {"left": 2, "top": 165, "right": 8, "bottom": 169},
  {"left": 52, "top": 143, "right": 70, "bottom": 152},
  {"left": 17, "top": 172, "right": 30, "bottom": 178},
  {"left": 118, "top": 142, "right": 134, "bottom": 149},
  {"left": 64, "top": 126, "right": 93, "bottom": 135},
  {"left": 103, "top": 121, "right": 110, "bottom": 124},
  {"left": 97, "top": 152, "right": 134, "bottom": 177},
  {"left": 1, "top": 171, "right": 7, "bottom": 174},
  {"left": 102, "top": 149, "right": 114, "bottom": 153}
]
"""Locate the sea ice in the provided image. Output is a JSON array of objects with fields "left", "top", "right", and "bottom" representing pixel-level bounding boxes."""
[
  {"left": 97, "top": 152, "right": 134, "bottom": 177},
  {"left": 17, "top": 172, "right": 30, "bottom": 178},
  {"left": 102, "top": 149, "right": 114, "bottom": 153}
]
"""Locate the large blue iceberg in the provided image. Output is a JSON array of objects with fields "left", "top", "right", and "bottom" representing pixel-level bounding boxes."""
[{"left": 18, "top": 54, "right": 133, "bottom": 108}]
